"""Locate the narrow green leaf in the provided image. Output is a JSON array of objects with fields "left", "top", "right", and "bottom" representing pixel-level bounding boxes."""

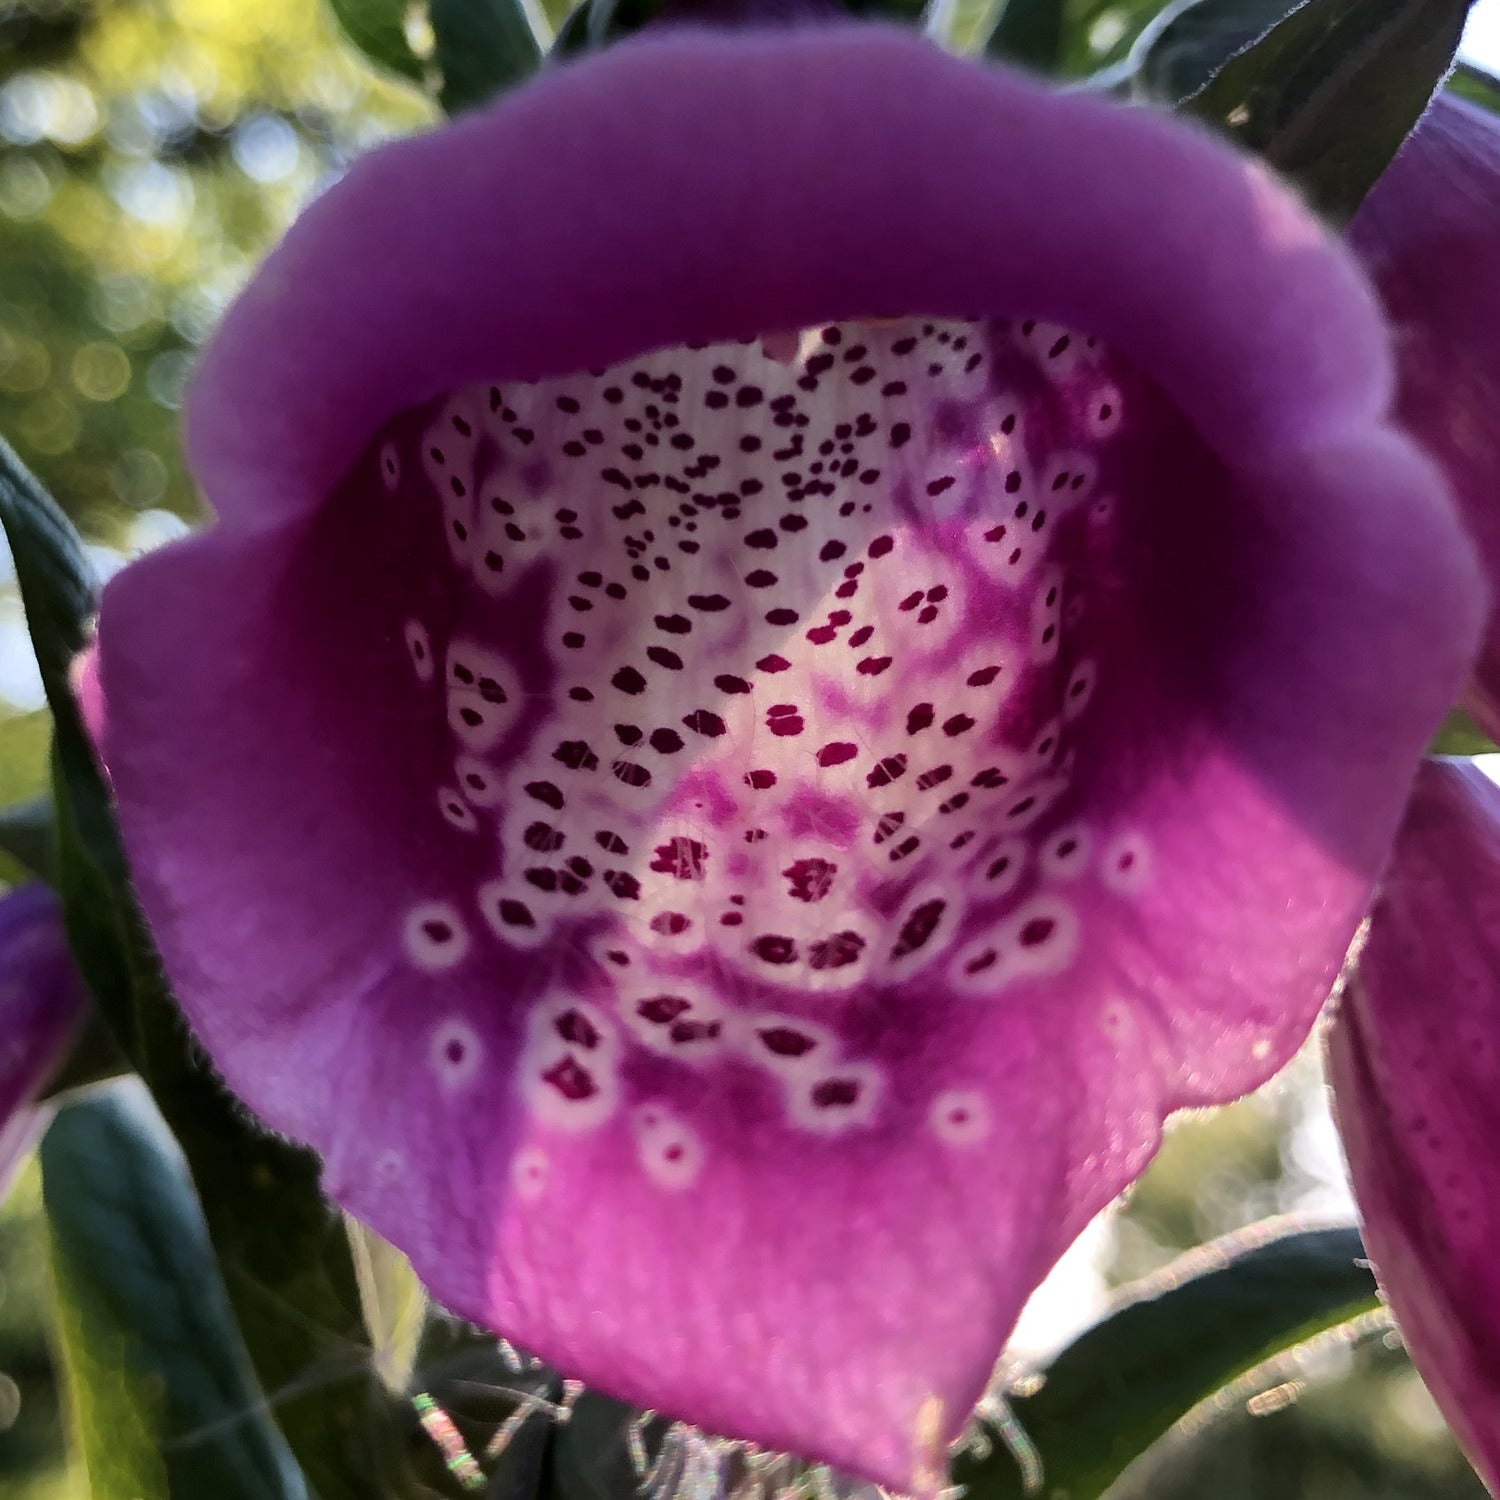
[
  {"left": 1451, "top": 60, "right": 1500, "bottom": 113},
  {"left": 953, "top": 1222, "right": 1382, "bottom": 1500},
  {"left": 43, "top": 1083, "right": 308, "bottom": 1500},
  {"left": 984, "top": 0, "right": 1064, "bottom": 69},
  {"left": 326, "top": 0, "right": 428, "bottom": 83},
  {"left": 1182, "top": 0, "right": 1476, "bottom": 223},
  {"left": 1129, "top": 0, "right": 1301, "bottom": 103},
  {"left": 431, "top": 0, "right": 544, "bottom": 112},
  {"left": 1431, "top": 704, "right": 1498, "bottom": 756},
  {"left": 0, "top": 436, "right": 414, "bottom": 1500}
]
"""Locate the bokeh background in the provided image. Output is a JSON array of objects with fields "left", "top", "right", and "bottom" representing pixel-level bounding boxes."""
[{"left": 2, "top": 0, "right": 1498, "bottom": 1493}]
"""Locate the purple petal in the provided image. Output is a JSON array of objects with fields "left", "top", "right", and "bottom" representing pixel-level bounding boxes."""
[
  {"left": 1326, "top": 758, "right": 1500, "bottom": 1494},
  {"left": 94, "top": 27, "right": 1481, "bottom": 1488},
  {"left": 0, "top": 883, "right": 88, "bottom": 1196},
  {"left": 1351, "top": 95, "right": 1500, "bottom": 741}
]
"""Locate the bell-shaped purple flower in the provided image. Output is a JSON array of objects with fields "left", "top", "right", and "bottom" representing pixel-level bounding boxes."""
[
  {"left": 0, "top": 883, "right": 89, "bottom": 1195},
  {"left": 1351, "top": 94, "right": 1500, "bottom": 740},
  {"left": 1326, "top": 758, "right": 1500, "bottom": 1494},
  {"left": 90, "top": 25, "right": 1481, "bottom": 1488}
]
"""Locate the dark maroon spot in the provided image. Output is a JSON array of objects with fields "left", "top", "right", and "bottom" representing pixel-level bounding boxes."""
[
  {"left": 816, "top": 741, "right": 858, "bottom": 768},
  {"left": 783, "top": 857, "right": 837, "bottom": 903},
  {"left": 715, "top": 674, "right": 751, "bottom": 694},
  {"left": 745, "top": 569, "right": 778, "bottom": 588},
  {"left": 972, "top": 767, "right": 1009, "bottom": 789},
  {"left": 651, "top": 837, "right": 709, "bottom": 880},
  {"left": 554, "top": 740, "right": 599, "bottom": 771},
  {"left": 524, "top": 821, "right": 566, "bottom": 853},
  {"left": 683, "top": 709, "right": 727, "bottom": 737},
  {"left": 498, "top": 899, "right": 535, "bottom": 928},
  {"left": 525, "top": 868, "right": 559, "bottom": 893},
  {"left": 867, "top": 754, "right": 907, "bottom": 788},
  {"left": 612, "top": 665, "right": 647, "bottom": 695},
  {"left": 615, "top": 723, "right": 643, "bottom": 746},
  {"left": 943, "top": 714, "right": 977, "bottom": 737},
  {"left": 1019, "top": 917, "right": 1056, "bottom": 947},
  {"left": 757, "top": 654, "right": 791, "bottom": 673},
  {"left": 525, "top": 781, "right": 565, "bottom": 810},
  {"left": 745, "top": 769, "right": 778, "bottom": 790},
  {"left": 543, "top": 1056, "right": 597, "bottom": 1101},
  {"left": 856, "top": 656, "right": 892, "bottom": 677},
  {"left": 893, "top": 899, "right": 945, "bottom": 959},
  {"left": 650, "top": 911, "right": 691, "bottom": 936},
  {"left": 868, "top": 534, "right": 895, "bottom": 558},
  {"left": 767, "top": 704, "right": 804, "bottom": 737},
  {"left": 907, "top": 704, "right": 935, "bottom": 734},
  {"left": 605, "top": 870, "right": 641, "bottom": 900},
  {"left": 422, "top": 919, "right": 452, "bottom": 942},
  {"left": 444, "top": 1037, "right": 466, "bottom": 1065},
  {"left": 745, "top": 528, "right": 778, "bottom": 549},
  {"left": 649, "top": 727, "right": 686, "bottom": 754},
  {"left": 596, "top": 830, "right": 629, "bottom": 856},
  {"left": 555, "top": 1009, "right": 600, "bottom": 1048},
  {"left": 758, "top": 1027, "right": 816, "bottom": 1058},
  {"left": 764, "top": 607, "right": 799, "bottom": 627},
  {"left": 688, "top": 593, "right": 731, "bottom": 611},
  {"left": 967, "top": 665, "right": 1001, "bottom": 687},
  {"left": 874, "top": 811, "right": 906, "bottom": 844},
  {"left": 459, "top": 707, "right": 484, "bottom": 728},
  {"left": 613, "top": 761, "right": 652, "bottom": 788},
  {"left": 655, "top": 613, "right": 692, "bottom": 635},
  {"left": 890, "top": 423, "right": 912, "bottom": 449},
  {"left": 639, "top": 995, "right": 692, "bottom": 1024},
  {"left": 964, "top": 948, "right": 997, "bottom": 976},
  {"left": 647, "top": 645, "right": 684, "bottom": 671},
  {"left": 809, "top": 930, "right": 865, "bottom": 971},
  {"left": 926, "top": 476, "right": 956, "bottom": 498},
  {"left": 915, "top": 765, "right": 953, "bottom": 791},
  {"left": 889, "top": 835, "right": 921, "bottom": 862},
  {"left": 811, "top": 1078, "right": 860, "bottom": 1108},
  {"left": 669, "top": 1019, "right": 722, "bottom": 1045},
  {"left": 751, "top": 933, "right": 798, "bottom": 965}
]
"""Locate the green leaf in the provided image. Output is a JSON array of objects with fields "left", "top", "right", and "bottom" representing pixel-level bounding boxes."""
[
  {"left": 984, "top": 0, "right": 1064, "bottom": 69},
  {"left": 1181, "top": 0, "right": 1476, "bottom": 223},
  {"left": 1451, "top": 60, "right": 1500, "bottom": 113},
  {"left": 431, "top": 0, "right": 545, "bottom": 112},
  {"left": 326, "top": 0, "right": 428, "bottom": 83},
  {"left": 953, "top": 1222, "right": 1382, "bottom": 1500},
  {"left": 42, "top": 1083, "right": 308, "bottom": 1500},
  {"left": 1129, "top": 0, "right": 1300, "bottom": 103},
  {"left": 0, "top": 436, "right": 414, "bottom": 1500},
  {"left": 0, "top": 792, "right": 58, "bottom": 884},
  {"left": 1431, "top": 704, "right": 1498, "bottom": 756}
]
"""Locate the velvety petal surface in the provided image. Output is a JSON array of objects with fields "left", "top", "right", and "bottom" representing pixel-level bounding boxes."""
[
  {"left": 1326, "top": 758, "right": 1500, "bottom": 1495},
  {"left": 1351, "top": 95, "right": 1500, "bottom": 741},
  {"left": 0, "top": 883, "right": 88, "bottom": 1196},
  {"left": 94, "top": 26, "right": 1480, "bottom": 1489}
]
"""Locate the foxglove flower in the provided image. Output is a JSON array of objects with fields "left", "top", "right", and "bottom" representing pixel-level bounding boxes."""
[
  {"left": 1327, "top": 758, "right": 1500, "bottom": 1494},
  {"left": 90, "top": 25, "right": 1480, "bottom": 1488},
  {"left": 0, "top": 884, "right": 88, "bottom": 1196},
  {"left": 1351, "top": 93, "right": 1500, "bottom": 740}
]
